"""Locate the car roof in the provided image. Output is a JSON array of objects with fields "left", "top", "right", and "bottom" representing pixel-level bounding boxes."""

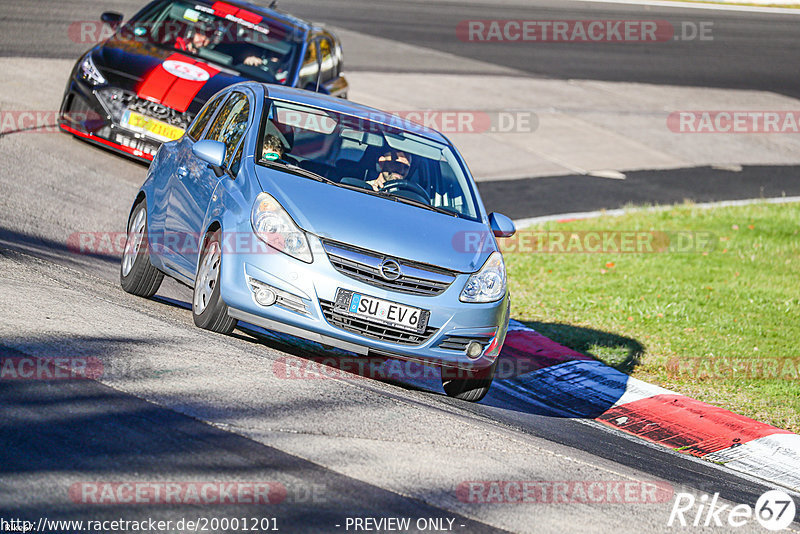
[
  {"left": 192, "top": 0, "right": 314, "bottom": 33},
  {"left": 259, "top": 84, "right": 451, "bottom": 145}
]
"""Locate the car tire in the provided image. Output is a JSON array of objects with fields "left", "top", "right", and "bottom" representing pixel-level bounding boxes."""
[
  {"left": 193, "top": 230, "right": 237, "bottom": 334},
  {"left": 120, "top": 201, "right": 164, "bottom": 297},
  {"left": 441, "top": 360, "right": 497, "bottom": 402}
]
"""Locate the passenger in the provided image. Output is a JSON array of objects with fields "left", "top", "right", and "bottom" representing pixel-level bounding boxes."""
[{"left": 261, "top": 134, "right": 287, "bottom": 162}]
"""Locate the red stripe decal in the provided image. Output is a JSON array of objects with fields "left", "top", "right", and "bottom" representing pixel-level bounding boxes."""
[
  {"left": 235, "top": 8, "right": 263, "bottom": 24},
  {"left": 60, "top": 123, "right": 154, "bottom": 161},
  {"left": 212, "top": 1, "right": 263, "bottom": 24},
  {"left": 597, "top": 394, "right": 791, "bottom": 457},
  {"left": 137, "top": 54, "right": 219, "bottom": 113},
  {"left": 161, "top": 59, "right": 220, "bottom": 113},
  {"left": 212, "top": 1, "right": 238, "bottom": 18}
]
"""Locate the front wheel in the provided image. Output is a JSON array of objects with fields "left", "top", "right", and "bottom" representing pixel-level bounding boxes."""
[
  {"left": 193, "top": 230, "right": 237, "bottom": 334},
  {"left": 441, "top": 360, "right": 497, "bottom": 402},
  {"left": 120, "top": 202, "right": 164, "bottom": 297}
]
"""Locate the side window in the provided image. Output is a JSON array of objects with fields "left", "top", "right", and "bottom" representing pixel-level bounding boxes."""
[
  {"left": 187, "top": 94, "right": 225, "bottom": 140},
  {"left": 297, "top": 40, "right": 319, "bottom": 90},
  {"left": 206, "top": 92, "right": 250, "bottom": 163},
  {"left": 318, "top": 38, "right": 335, "bottom": 83},
  {"left": 229, "top": 140, "right": 244, "bottom": 177}
]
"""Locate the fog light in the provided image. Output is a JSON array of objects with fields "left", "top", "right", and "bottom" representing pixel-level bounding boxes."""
[
  {"left": 254, "top": 287, "right": 277, "bottom": 306},
  {"left": 466, "top": 341, "right": 484, "bottom": 360}
]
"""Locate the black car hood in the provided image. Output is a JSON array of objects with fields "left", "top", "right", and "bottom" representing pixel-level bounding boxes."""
[{"left": 92, "top": 34, "right": 248, "bottom": 115}]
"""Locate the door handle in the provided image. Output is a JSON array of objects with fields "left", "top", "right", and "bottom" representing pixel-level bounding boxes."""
[{"left": 176, "top": 167, "right": 188, "bottom": 178}]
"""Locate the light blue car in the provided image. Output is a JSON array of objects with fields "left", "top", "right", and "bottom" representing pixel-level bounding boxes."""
[{"left": 121, "top": 81, "right": 516, "bottom": 401}]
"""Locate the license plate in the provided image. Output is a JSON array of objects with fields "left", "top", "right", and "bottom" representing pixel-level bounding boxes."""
[
  {"left": 122, "top": 110, "right": 185, "bottom": 142},
  {"left": 334, "top": 289, "right": 429, "bottom": 334},
  {"left": 113, "top": 133, "right": 158, "bottom": 156}
]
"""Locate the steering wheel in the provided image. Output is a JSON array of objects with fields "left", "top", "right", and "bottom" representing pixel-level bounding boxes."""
[{"left": 379, "top": 180, "right": 431, "bottom": 204}]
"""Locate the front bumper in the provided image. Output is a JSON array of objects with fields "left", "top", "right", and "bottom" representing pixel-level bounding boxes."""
[
  {"left": 219, "top": 232, "right": 510, "bottom": 371},
  {"left": 58, "top": 75, "right": 189, "bottom": 162}
]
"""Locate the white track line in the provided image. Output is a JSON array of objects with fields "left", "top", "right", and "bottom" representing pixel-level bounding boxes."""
[
  {"left": 571, "top": 0, "right": 800, "bottom": 15},
  {"left": 513, "top": 195, "right": 800, "bottom": 228}
]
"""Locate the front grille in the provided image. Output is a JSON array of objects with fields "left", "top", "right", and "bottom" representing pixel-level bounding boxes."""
[
  {"left": 437, "top": 335, "right": 490, "bottom": 352},
  {"left": 323, "top": 241, "right": 457, "bottom": 296},
  {"left": 96, "top": 88, "right": 194, "bottom": 129},
  {"left": 320, "top": 300, "right": 437, "bottom": 345}
]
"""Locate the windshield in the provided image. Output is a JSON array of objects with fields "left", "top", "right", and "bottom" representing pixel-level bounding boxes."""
[
  {"left": 125, "top": 0, "right": 300, "bottom": 85},
  {"left": 256, "top": 99, "right": 481, "bottom": 220}
]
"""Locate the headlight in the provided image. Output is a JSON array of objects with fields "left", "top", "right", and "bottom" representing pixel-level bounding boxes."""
[
  {"left": 251, "top": 192, "right": 312, "bottom": 263},
  {"left": 80, "top": 54, "right": 106, "bottom": 86},
  {"left": 460, "top": 251, "right": 506, "bottom": 303}
]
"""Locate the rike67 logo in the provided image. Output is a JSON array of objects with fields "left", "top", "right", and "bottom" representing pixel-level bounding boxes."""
[{"left": 668, "top": 490, "right": 796, "bottom": 531}]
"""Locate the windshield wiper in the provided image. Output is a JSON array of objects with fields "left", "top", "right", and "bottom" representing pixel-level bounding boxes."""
[
  {"left": 372, "top": 189, "right": 459, "bottom": 217},
  {"left": 259, "top": 160, "right": 334, "bottom": 184}
]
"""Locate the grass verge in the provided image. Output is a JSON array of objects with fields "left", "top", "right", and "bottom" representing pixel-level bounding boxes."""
[{"left": 505, "top": 200, "right": 800, "bottom": 432}]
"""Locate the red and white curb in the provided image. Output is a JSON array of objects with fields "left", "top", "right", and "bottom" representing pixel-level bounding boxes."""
[{"left": 496, "top": 321, "right": 800, "bottom": 493}]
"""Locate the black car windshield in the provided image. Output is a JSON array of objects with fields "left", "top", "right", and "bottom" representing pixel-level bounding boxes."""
[
  {"left": 256, "top": 99, "right": 481, "bottom": 221},
  {"left": 126, "top": 0, "right": 300, "bottom": 85}
]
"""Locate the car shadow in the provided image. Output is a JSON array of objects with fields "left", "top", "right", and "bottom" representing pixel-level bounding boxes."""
[
  {"left": 153, "top": 295, "right": 648, "bottom": 418},
  {"left": 517, "top": 320, "right": 644, "bottom": 375},
  {"left": 480, "top": 320, "right": 647, "bottom": 419}
]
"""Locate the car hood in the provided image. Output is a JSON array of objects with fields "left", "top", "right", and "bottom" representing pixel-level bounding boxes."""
[
  {"left": 92, "top": 36, "right": 248, "bottom": 114},
  {"left": 255, "top": 166, "right": 494, "bottom": 273}
]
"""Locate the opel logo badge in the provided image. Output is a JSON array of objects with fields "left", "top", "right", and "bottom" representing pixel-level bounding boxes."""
[{"left": 379, "top": 259, "right": 402, "bottom": 281}]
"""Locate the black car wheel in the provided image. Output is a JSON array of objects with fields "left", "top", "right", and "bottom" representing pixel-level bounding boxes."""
[
  {"left": 120, "top": 201, "right": 164, "bottom": 297},
  {"left": 193, "top": 230, "right": 237, "bottom": 334},
  {"left": 441, "top": 360, "right": 498, "bottom": 402}
]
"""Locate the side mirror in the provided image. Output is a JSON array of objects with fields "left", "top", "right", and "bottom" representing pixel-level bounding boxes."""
[
  {"left": 101, "top": 12, "right": 124, "bottom": 30},
  {"left": 192, "top": 140, "right": 226, "bottom": 168},
  {"left": 489, "top": 212, "right": 516, "bottom": 238}
]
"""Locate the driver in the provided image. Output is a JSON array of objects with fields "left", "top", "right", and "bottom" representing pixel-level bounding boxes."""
[
  {"left": 173, "top": 21, "right": 215, "bottom": 55},
  {"left": 173, "top": 21, "right": 261, "bottom": 65},
  {"left": 367, "top": 150, "right": 412, "bottom": 191}
]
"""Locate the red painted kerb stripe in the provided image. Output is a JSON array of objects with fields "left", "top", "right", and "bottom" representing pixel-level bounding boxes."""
[{"left": 597, "top": 394, "right": 791, "bottom": 457}]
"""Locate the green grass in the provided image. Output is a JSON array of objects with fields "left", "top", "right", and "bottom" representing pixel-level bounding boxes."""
[{"left": 506, "top": 201, "right": 800, "bottom": 432}]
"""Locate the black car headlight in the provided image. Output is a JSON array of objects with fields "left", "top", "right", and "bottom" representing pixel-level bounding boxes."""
[{"left": 80, "top": 54, "right": 107, "bottom": 86}]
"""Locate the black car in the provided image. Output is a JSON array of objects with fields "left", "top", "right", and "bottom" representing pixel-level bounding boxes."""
[{"left": 58, "top": 0, "right": 348, "bottom": 162}]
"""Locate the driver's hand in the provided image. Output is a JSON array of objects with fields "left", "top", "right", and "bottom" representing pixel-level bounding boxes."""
[
  {"left": 370, "top": 171, "right": 402, "bottom": 191},
  {"left": 244, "top": 56, "right": 263, "bottom": 66}
]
